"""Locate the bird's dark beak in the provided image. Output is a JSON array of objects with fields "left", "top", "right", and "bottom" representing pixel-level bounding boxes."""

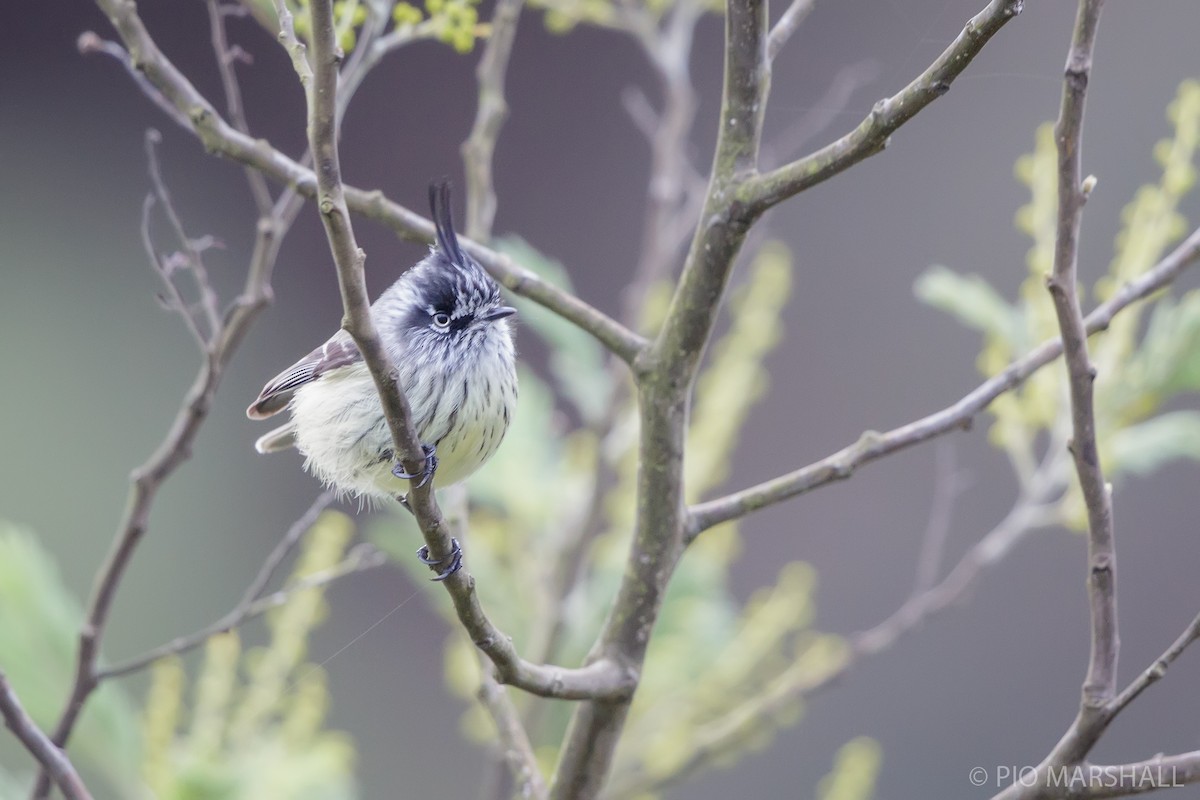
[{"left": 481, "top": 305, "right": 517, "bottom": 322}]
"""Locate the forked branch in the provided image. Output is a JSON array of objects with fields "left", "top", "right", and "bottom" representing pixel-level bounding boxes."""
[
  {"left": 744, "top": 0, "right": 1024, "bottom": 214},
  {"left": 688, "top": 225, "right": 1200, "bottom": 538},
  {"left": 0, "top": 673, "right": 92, "bottom": 800}
]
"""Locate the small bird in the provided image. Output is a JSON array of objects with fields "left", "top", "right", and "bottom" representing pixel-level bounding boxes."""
[{"left": 247, "top": 182, "right": 518, "bottom": 577}]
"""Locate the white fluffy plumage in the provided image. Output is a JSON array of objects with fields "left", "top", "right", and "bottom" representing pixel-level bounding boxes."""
[{"left": 247, "top": 183, "right": 517, "bottom": 503}]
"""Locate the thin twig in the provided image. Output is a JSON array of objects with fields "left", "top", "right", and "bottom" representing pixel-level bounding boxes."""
[
  {"left": 1107, "top": 610, "right": 1200, "bottom": 718},
  {"left": 144, "top": 129, "right": 222, "bottom": 337},
  {"left": 239, "top": 491, "right": 335, "bottom": 606},
  {"left": 100, "top": 544, "right": 386, "bottom": 680},
  {"left": 687, "top": 224, "right": 1200, "bottom": 537},
  {"left": 477, "top": 664, "right": 549, "bottom": 800},
  {"left": 205, "top": 0, "right": 273, "bottom": 213},
  {"left": 759, "top": 59, "right": 881, "bottom": 170},
  {"left": 76, "top": 31, "right": 192, "bottom": 130},
  {"left": 623, "top": 1, "right": 703, "bottom": 325},
  {"left": 454, "top": 13, "right": 555, "bottom": 785},
  {"left": 337, "top": 17, "right": 440, "bottom": 125},
  {"left": 1045, "top": 0, "right": 1115, "bottom": 724},
  {"left": 911, "top": 442, "right": 967, "bottom": 596},
  {"left": 766, "top": 0, "right": 816, "bottom": 61},
  {"left": 744, "top": 0, "right": 1024, "bottom": 215},
  {"left": 141, "top": 192, "right": 207, "bottom": 349},
  {"left": 0, "top": 672, "right": 93, "bottom": 800},
  {"left": 462, "top": 0, "right": 524, "bottom": 241},
  {"left": 96, "top": 492, "right": 339, "bottom": 679}
]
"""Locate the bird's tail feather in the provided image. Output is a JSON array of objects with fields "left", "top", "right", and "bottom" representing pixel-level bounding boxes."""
[{"left": 255, "top": 422, "right": 298, "bottom": 454}]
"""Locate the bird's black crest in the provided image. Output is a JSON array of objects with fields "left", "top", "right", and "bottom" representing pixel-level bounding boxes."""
[{"left": 429, "top": 180, "right": 465, "bottom": 267}]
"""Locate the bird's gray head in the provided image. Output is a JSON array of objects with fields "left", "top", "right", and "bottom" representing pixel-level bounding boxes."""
[{"left": 384, "top": 182, "right": 516, "bottom": 356}]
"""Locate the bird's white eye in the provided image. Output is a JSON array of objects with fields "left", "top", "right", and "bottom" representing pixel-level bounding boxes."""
[{"left": 432, "top": 312, "right": 451, "bottom": 329}]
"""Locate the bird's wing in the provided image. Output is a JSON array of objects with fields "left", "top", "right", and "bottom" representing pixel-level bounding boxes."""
[{"left": 246, "top": 332, "right": 363, "bottom": 419}]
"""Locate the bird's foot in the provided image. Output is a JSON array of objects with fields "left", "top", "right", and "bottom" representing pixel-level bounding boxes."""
[
  {"left": 392, "top": 443, "right": 438, "bottom": 489},
  {"left": 416, "top": 537, "right": 463, "bottom": 582}
]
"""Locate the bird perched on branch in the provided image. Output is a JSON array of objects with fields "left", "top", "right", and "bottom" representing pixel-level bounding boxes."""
[{"left": 247, "top": 182, "right": 518, "bottom": 578}]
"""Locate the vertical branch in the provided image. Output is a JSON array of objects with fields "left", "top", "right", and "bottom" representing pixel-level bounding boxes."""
[
  {"left": 652, "top": 0, "right": 769, "bottom": 387},
  {"left": 549, "top": 3, "right": 770, "bottom": 798},
  {"left": 477, "top": 668, "right": 548, "bottom": 800},
  {"left": 1046, "top": 0, "right": 1115, "bottom": 719},
  {"left": 206, "top": 0, "right": 273, "bottom": 213},
  {"left": 462, "top": 0, "right": 524, "bottom": 242},
  {"left": 624, "top": 1, "right": 701, "bottom": 322},
  {"left": 0, "top": 673, "right": 93, "bottom": 800},
  {"left": 991, "top": 6, "right": 1114, "bottom": 794}
]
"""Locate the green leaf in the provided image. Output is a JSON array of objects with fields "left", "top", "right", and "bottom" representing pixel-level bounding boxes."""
[
  {"left": 914, "top": 265, "right": 1020, "bottom": 346},
  {"left": 0, "top": 522, "right": 141, "bottom": 794},
  {"left": 1108, "top": 411, "right": 1200, "bottom": 478},
  {"left": 816, "top": 737, "right": 881, "bottom": 800},
  {"left": 1133, "top": 291, "right": 1200, "bottom": 400}
]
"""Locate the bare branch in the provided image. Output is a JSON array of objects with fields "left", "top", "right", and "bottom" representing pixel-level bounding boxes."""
[
  {"left": 687, "top": 224, "right": 1200, "bottom": 538},
  {"left": 477, "top": 665, "right": 548, "bottom": 800},
  {"left": 0, "top": 672, "right": 93, "bottom": 800},
  {"left": 911, "top": 442, "right": 968, "bottom": 596},
  {"left": 100, "top": 544, "right": 386, "bottom": 680},
  {"left": 76, "top": 31, "right": 191, "bottom": 131},
  {"left": 141, "top": 193, "right": 207, "bottom": 349},
  {"left": 95, "top": 492, "right": 342, "bottom": 679},
  {"left": 86, "top": 0, "right": 645, "bottom": 364},
  {"left": 144, "top": 128, "right": 222, "bottom": 338},
  {"left": 462, "top": 0, "right": 524, "bottom": 241},
  {"left": 1108, "top": 610, "right": 1200, "bottom": 719},
  {"left": 1045, "top": 0, "right": 1115, "bottom": 722},
  {"left": 622, "top": 1, "right": 702, "bottom": 326},
  {"left": 205, "top": 0, "right": 273, "bottom": 213},
  {"left": 766, "top": 0, "right": 816, "bottom": 61},
  {"left": 550, "top": 2, "right": 771, "bottom": 797},
  {"left": 744, "top": 0, "right": 1024, "bottom": 215},
  {"left": 338, "top": 16, "right": 440, "bottom": 125},
  {"left": 238, "top": 491, "right": 336, "bottom": 606},
  {"left": 759, "top": 59, "right": 881, "bottom": 170}
]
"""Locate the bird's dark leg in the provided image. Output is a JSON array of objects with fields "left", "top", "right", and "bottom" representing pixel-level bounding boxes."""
[
  {"left": 390, "top": 444, "right": 459, "bottom": 579},
  {"left": 392, "top": 443, "right": 438, "bottom": 489},
  {"left": 416, "top": 538, "right": 463, "bottom": 581}
]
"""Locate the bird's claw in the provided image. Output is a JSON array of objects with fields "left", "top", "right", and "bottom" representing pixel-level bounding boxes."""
[
  {"left": 416, "top": 537, "right": 463, "bottom": 581},
  {"left": 392, "top": 443, "right": 438, "bottom": 489}
]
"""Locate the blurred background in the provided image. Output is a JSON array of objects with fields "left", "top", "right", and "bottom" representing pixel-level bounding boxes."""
[{"left": 2, "top": 0, "right": 1200, "bottom": 798}]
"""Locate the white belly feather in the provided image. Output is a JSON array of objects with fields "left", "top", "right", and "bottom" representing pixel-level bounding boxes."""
[{"left": 288, "top": 332, "right": 516, "bottom": 501}]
